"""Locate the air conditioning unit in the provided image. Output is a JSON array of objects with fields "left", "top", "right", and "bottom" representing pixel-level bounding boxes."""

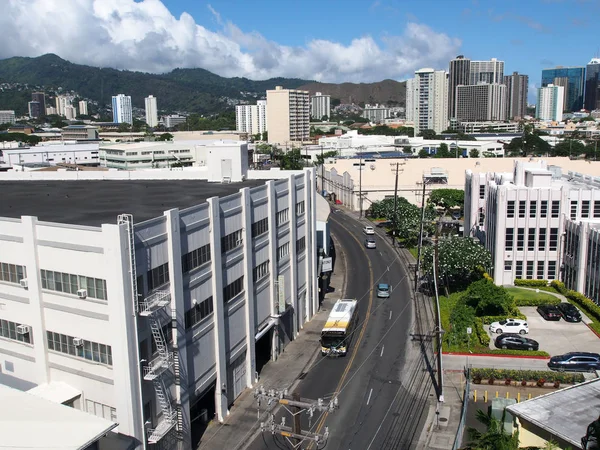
[
  {"left": 77, "top": 289, "right": 87, "bottom": 299},
  {"left": 20, "top": 279, "right": 28, "bottom": 288},
  {"left": 16, "top": 325, "right": 30, "bottom": 335},
  {"left": 73, "top": 338, "right": 84, "bottom": 347}
]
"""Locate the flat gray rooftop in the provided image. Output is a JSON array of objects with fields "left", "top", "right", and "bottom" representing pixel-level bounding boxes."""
[{"left": 0, "top": 179, "right": 266, "bottom": 227}]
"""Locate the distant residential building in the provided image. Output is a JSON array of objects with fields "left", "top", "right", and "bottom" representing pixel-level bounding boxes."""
[
  {"left": 470, "top": 58, "right": 504, "bottom": 85},
  {"left": 310, "top": 92, "right": 331, "bottom": 120},
  {"left": 55, "top": 95, "right": 71, "bottom": 117},
  {"left": 585, "top": 58, "right": 600, "bottom": 111},
  {"left": 408, "top": 68, "right": 448, "bottom": 135},
  {"left": 163, "top": 114, "right": 187, "bottom": 129},
  {"left": 266, "top": 86, "right": 310, "bottom": 145},
  {"left": 235, "top": 100, "right": 267, "bottom": 135},
  {"left": 541, "top": 66, "right": 585, "bottom": 112},
  {"left": 79, "top": 100, "right": 88, "bottom": 116},
  {"left": 536, "top": 84, "right": 565, "bottom": 121},
  {"left": 145, "top": 95, "right": 158, "bottom": 127},
  {"left": 503, "top": 72, "right": 529, "bottom": 120},
  {"left": 112, "top": 94, "right": 133, "bottom": 124},
  {"left": 31, "top": 92, "right": 46, "bottom": 117},
  {"left": 456, "top": 83, "right": 506, "bottom": 122},
  {"left": 28, "top": 101, "right": 41, "bottom": 119},
  {"left": 362, "top": 106, "right": 392, "bottom": 124},
  {"left": 405, "top": 78, "right": 415, "bottom": 122},
  {"left": 0, "top": 110, "right": 16, "bottom": 125},
  {"left": 448, "top": 55, "right": 471, "bottom": 120},
  {"left": 64, "top": 105, "right": 77, "bottom": 120},
  {"left": 46, "top": 106, "right": 57, "bottom": 116}
]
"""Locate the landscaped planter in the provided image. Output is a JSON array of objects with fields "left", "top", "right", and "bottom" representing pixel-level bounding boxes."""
[
  {"left": 471, "top": 378, "right": 568, "bottom": 389},
  {"left": 470, "top": 368, "right": 584, "bottom": 388}
]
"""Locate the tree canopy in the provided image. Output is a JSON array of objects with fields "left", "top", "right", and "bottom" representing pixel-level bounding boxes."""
[
  {"left": 370, "top": 196, "right": 436, "bottom": 246},
  {"left": 428, "top": 189, "right": 465, "bottom": 209},
  {"left": 463, "top": 279, "right": 515, "bottom": 316}
]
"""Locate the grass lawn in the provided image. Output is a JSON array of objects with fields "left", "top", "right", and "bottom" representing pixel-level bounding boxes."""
[
  {"left": 408, "top": 247, "right": 418, "bottom": 259},
  {"left": 505, "top": 287, "right": 559, "bottom": 303}
]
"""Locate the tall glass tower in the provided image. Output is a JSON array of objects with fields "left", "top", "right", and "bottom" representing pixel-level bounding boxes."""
[
  {"left": 541, "top": 67, "right": 585, "bottom": 112},
  {"left": 585, "top": 58, "right": 600, "bottom": 111}
]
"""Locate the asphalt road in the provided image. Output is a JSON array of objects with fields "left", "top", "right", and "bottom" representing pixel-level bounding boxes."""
[{"left": 247, "top": 208, "right": 433, "bottom": 450}]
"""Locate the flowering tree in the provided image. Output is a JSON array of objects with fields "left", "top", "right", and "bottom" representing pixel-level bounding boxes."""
[{"left": 370, "top": 197, "right": 436, "bottom": 245}]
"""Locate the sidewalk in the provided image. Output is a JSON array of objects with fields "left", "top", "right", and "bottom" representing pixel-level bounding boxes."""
[{"left": 196, "top": 235, "right": 347, "bottom": 450}]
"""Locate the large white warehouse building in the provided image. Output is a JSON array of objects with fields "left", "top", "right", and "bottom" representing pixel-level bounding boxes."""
[{"left": 0, "top": 170, "right": 318, "bottom": 449}]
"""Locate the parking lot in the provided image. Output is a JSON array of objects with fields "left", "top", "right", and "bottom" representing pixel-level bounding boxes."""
[{"left": 487, "top": 306, "right": 600, "bottom": 356}]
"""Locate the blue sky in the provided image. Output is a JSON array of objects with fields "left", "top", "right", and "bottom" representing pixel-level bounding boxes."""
[{"left": 2, "top": 0, "right": 599, "bottom": 103}]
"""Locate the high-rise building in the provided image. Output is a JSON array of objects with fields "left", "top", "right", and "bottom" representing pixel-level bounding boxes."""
[
  {"left": 55, "top": 96, "right": 71, "bottom": 117},
  {"left": 585, "top": 58, "right": 600, "bottom": 111},
  {"left": 405, "top": 78, "right": 415, "bottom": 122},
  {"left": 536, "top": 84, "right": 565, "bottom": 121},
  {"left": 64, "top": 105, "right": 77, "bottom": 120},
  {"left": 46, "top": 106, "right": 57, "bottom": 116},
  {"left": 28, "top": 101, "right": 41, "bottom": 119},
  {"left": 503, "top": 72, "right": 529, "bottom": 120},
  {"left": 456, "top": 83, "right": 506, "bottom": 122},
  {"left": 310, "top": 92, "right": 331, "bottom": 120},
  {"left": 79, "top": 100, "right": 88, "bottom": 116},
  {"left": 112, "top": 94, "right": 133, "bottom": 124},
  {"left": 552, "top": 77, "right": 570, "bottom": 112},
  {"left": 144, "top": 95, "right": 158, "bottom": 127},
  {"left": 0, "top": 110, "right": 16, "bottom": 124},
  {"left": 235, "top": 100, "right": 267, "bottom": 136},
  {"left": 448, "top": 55, "right": 471, "bottom": 120},
  {"left": 31, "top": 92, "right": 46, "bottom": 117},
  {"left": 470, "top": 58, "right": 504, "bottom": 85},
  {"left": 541, "top": 66, "right": 585, "bottom": 112},
  {"left": 266, "top": 86, "right": 310, "bottom": 145},
  {"left": 409, "top": 68, "right": 448, "bottom": 135}
]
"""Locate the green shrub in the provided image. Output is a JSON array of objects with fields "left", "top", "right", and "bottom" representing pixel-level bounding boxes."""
[
  {"left": 474, "top": 317, "right": 490, "bottom": 346},
  {"left": 514, "top": 297, "right": 561, "bottom": 307},
  {"left": 551, "top": 280, "right": 600, "bottom": 322},
  {"left": 550, "top": 280, "right": 568, "bottom": 294},
  {"left": 514, "top": 279, "right": 549, "bottom": 287},
  {"left": 487, "top": 349, "right": 549, "bottom": 357},
  {"left": 470, "top": 368, "right": 584, "bottom": 384}
]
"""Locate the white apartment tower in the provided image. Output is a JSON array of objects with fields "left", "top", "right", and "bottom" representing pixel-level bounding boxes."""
[
  {"left": 79, "top": 100, "right": 89, "bottom": 116},
  {"left": 55, "top": 96, "right": 72, "bottom": 117},
  {"left": 456, "top": 83, "right": 507, "bottom": 122},
  {"left": 469, "top": 58, "right": 504, "bottom": 85},
  {"left": 310, "top": 92, "right": 331, "bottom": 121},
  {"left": 405, "top": 78, "right": 415, "bottom": 122},
  {"left": 145, "top": 95, "right": 158, "bottom": 128},
  {"left": 235, "top": 100, "right": 267, "bottom": 136},
  {"left": 64, "top": 105, "right": 77, "bottom": 120},
  {"left": 112, "top": 94, "right": 133, "bottom": 125},
  {"left": 536, "top": 84, "right": 565, "bottom": 121},
  {"left": 410, "top": 69, "right": 448, "bottom": 135},
  {"left": 266, "top": 86, "right": 310, "bottom": 145}
]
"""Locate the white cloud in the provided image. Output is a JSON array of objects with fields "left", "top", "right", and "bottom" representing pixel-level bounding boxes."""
[{"left": 0, "top": 0, "right": 461, "bottom": 82}]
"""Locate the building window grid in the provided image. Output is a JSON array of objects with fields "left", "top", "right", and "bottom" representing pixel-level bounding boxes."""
[
  {"left": 551, "top": 200, "right": 560, "bottom": 218},
  {"left": 182, "top": 244, "right": 211, "bottom": 273},
  {"left": 539, "top": 228, "right": 547, "bottom": 250},
  {"left": 147, "top": 263, "right": 169, "bottom": 291},
  {"left": 221, "top": 230, "right": 243, "bottom": 253},
  {"left": 571, "top": 200, "right": 578, "bottom": 220},
  {"left": 528, "top": 228, "right": 536, "bottom": 251},
  {"left": 0, "top": 319, "right": 32, "bottom": 344},
  {"left": 505, "top": 228, "right": 514, "bottom": 251},
  {"left": 277, "top": 208, "right": 290, "bottom": 226},
  {"left": 0, "top": 263, "right": 27, "bottom": 284},
  {"left": 253, "top": 261, "right": 270, "bottom": 283},
  {"left": 517, "top": 228, "right": 525, "bottom": 251},
  {"left": 251, "top": 218, "right": 269, "bottom": 238},
  {"left": 506, "top": 201, "right": 515, "bottom": 218},
  {"left": 223, "top": 276, "right": 244, "bottom": 302},
  {"left": 296, "top": 236, "right": 306, "bottom": 254},
  {"left": 540, "top": 200, "right": 548, "bottom": 218},
  {"left": 549, "top": 228, "right": 559, "bottom": 251},
  {"left": 504, "top": 260, "right": 512, "bottom": 271},
  {"left": 46, "top": 331, "right": 112, "bottom": 366},
  {"left": 479, "top": 185, "right": 485, "bottom": 199},
  {"left": 296, "top": 201, "right": 305, "bottom": 216},
  {"left": 582, "top": 200, "right": 590, "bottom": 218},
  {"left": 594, "top": 201, "right": 600, "bottom": 218},
  {"left": 515, "top": 261, "right": 523, "bottom": 279},
  {"left": 86, "top": 399, "right": 117, "bottom": 423},
  {"left": 537, "top": 261, "right": 545, "bottom": 279},
  {"left": 526, "top": 261, "right": 534, "bottom": 279},
  {"left": 184, "top": 297, "right": 214, "bottom": 329},
  {"left": 277, "top": 242, "right": 291, "bottom": 261},
  {"left": 41, "top": 269, "right": 107, "bottom": 300},
  {"left": 518, "top": 201, "right": 526, "bottom": 218},
  {"left": 529, "top": 201, "right": 537, "bottom": 218},
  {"left": 547, "top": 261, "right": 557, "bottom": 280}
]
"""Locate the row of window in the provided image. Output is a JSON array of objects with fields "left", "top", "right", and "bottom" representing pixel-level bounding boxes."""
[
  {"left": 86, "top": 399, "right": 117, "bottom": 423},
  {"left": 222, "top": 230, "right": 243, "bottom": 253},
  {"left": 277, "top": 208, "right": 289, "bottom": 226},
  {"left": 253, "top": 261, "right": 270, "bottom": 282},
  {"left": 277, "top": 243, "right": 290, "bottom": 261},
  {"left": 296, "top": 237, "right": 306, "bottom": 253},
  {"left": 505, "top": 228, "right": 558, "bottom": 251},
  {"left": 223, "top": 276, "right": 244, "bottom": 302},
  {"left": 251, "top": 218, "right": 269, "bottom": 238},
  {"left": 41, "top": 270, "right": 108, "bottom": 301},
  {"left": 0, "top": 319, "right": 32, "bottom": 344},
  {"left": 47, "top": 331, "right": 113, "bottom": 366},
  {"left": 0, "top": 263, "right": 26, "bottom": 284},
  {"left": 147, "top": 263, "right": 169, "bottom": 292},
  {"left": 184, "top": 296, "right": 214, "bottom": 330},
  {"left": 182, "top": 244, "right": 211, "bottom": 273},
  {"left": 506, "top": 200, "right": 559, "bottom": 219},
  {"left": 296, "top": 201, "right": 305, "bottom": 215},
  {"left": 509, "top": 260, "right": 557, "bottom": 280}
]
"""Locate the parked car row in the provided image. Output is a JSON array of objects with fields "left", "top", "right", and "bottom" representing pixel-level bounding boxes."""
[{"left": 537, "top": 302, "right": 582, "bottom": 322}]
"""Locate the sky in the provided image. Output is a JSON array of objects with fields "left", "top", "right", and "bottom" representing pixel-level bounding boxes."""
[{"left": 1, "top": 0, "right": 599, "bottom": 103}]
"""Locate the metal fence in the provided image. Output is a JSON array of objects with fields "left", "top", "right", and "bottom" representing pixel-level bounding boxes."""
[{"left": 452, "top": 366, "right": 470, "bottom": 450}]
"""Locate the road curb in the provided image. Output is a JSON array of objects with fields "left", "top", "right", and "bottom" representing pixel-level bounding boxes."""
[
  {"left": 585, "top": 322, "right": 600, "bottom": 339},
  {"left": 443, "top": 352, "right": 550, "bottom": 360}
]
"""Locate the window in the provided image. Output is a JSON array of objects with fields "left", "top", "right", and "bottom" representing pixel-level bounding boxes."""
[
  {"left": 251, "top": 218, "right": 269, "bottom": 238},
  {"left": 540, "top": 200, "right": 548, "bottom": 218},
  {"left": 0, "top": 319, "right": 32, "bottom": 344},
  {"left": 296, "top": 237, "right": 306, "bottom": 253},
  {"left": 529, "top": 201, "right": 537, "bottom": 218},
  {"left": 184, "top": 297, "right": 214, "bottom": 329},
  {"left": 537, "top": 261, "right": 545, "bottom": 279},
  {"left": 46, "top": 331, "right": 112, "bottom": 366},
  {"left": 549, "top": 228, "right": 558, "bottom": 251},
  {"left": 479, "top": 185, "right": 485, "bottom": 199},
  {"left": 0, "top": 263, "right": 27, "bottom": 284},
  {"left": 504, "top": 260, "right": 512, "bottom": 271},
  {"left": 570, "top": 200, "right": 578, "bottom": 220},
  {"left": 41, "top": 270, "right": 107, "bottom": 300},
  {"left": 223, "top": 276, "right": 244, "bottom": 302},
  {"left": 548, "top": 261, "right": 557, "bottom": 279},
  {"left": 182, "top": 244, "right": 211, "bottom": 273},
  {"left": 253, "top": 261, "right": 270, "bottom": 283},
  {"left": 551, "top": 200, "right": 560, "bottom": 218},
  {"left": 539, "top": 228, "right": 547, "bottom": 250},
  {"left": 517, "top": 228, "right": 525, "bottom": 251},
  {"left": 519, "top": 201, "right": 526, "bottom": 218},
  {"left": 222, "top": 230, "right": 243, "bottom": 253},
  {"left": 506, "top": 201, "right": 515, "bottom": 218},
  {"left": 277, "top": 242, "right": 290, "bottom": 261},
  {"left": 515, "top": 261, "right": 523, "bottom": 279},
  {"left": 86, "top": 399, "right": 117, "bottom": 423},
  {"left": 277, "top": 208, "right": 290, "bottom": 226},
  {"left": 296, "top": 201, "right": 305, "bottom": 215},
  {"left": 478, "top": 207, "right": 484, "bottom": 226},
  {"left": 147, "top": 263, "right": 169, "bottom": 291},
  {"left": 582, "top": 200, "right": 590, "bottom": 218},
  {"left": 528, "top": 228, "right": 536, "bottom": 251},
  {"left": 505, "top": 228, "right": 514, "bottom": 251},
  {"left": 594, "top": 201, "right": 600, "bottom": 218},
  {"left": 526, "top": 261, "right": 534, "bottom": 279}
]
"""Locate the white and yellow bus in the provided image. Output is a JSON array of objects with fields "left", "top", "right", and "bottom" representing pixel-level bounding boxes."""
[{"left": 320, "top": 299, "right": 359, "bottom": 356}]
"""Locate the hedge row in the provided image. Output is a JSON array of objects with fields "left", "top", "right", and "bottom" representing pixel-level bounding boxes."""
[
  {"left": 550, "top": 280, "right": 600, "bottom": 323},
  {"left": 514, "top": 297, "right": 561, "bottom": 307},
  {"left": 474, "top": 317, "right": 490, "bottom": 346},
  {"left": 514, "top": 279, "right": 549, "bottom": 287},
  {"left": 471, "top": 368, "right": 584, "bottom": 384}
]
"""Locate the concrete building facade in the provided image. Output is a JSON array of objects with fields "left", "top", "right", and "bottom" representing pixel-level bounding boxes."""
[
  {"left": 0, "top": 142, "right": 101, "bottom": 167},
  {"left": 585, "top": 58, "right": 600, "bottom": 112},
  {"left": 28, "top": 101, "right": 41, "bottom": 119},
  {"left": 448, "top": 55, "right": 471, "bottom": 121},
  {"left": 470, "top": 58, "right": 504, "bottom": 85},
  {"left": 112, "top": 94, "right": 133, "bottom": 125},
  {"left": 410, "top": 68, "right": 448, "bottom": 135},
  {"left": 503, "top": 72, "right": 529, "bottom": 120},
  {"left": 541, "top": 66, "right": 585, "bottom": 112},
  {"left": 79, "top": 100, "right": 89, "bottom": 116},
  {"left": 536, "top": 84, "right": 565, "bottom": 121},
  {"left": 362, "top": 107, "right": 392, "bottom": 124},
  {"left": 31, "top": 92, "right": 46, "bottom": 117},
  {"left": 456, "top": 83, "right": 507, "bottom": 122},
  {"left": 0, "top": 110, "right": 16, "bottom": 125},
  {"left": 235, "top": 100, "right": 267, "bottom": 136},
  {"left": 310, "top": 92, "right": 331, "bottom": 121},
  {"left": 145, "top": 96, "right": 158, "bottom": 128},
  {"left": 266, "top": 86, "right": 310, "bottom": 145}
]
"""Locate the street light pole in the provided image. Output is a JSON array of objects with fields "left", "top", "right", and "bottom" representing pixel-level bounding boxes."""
[{"left": 359, "top": 148, "right": 363, "bottom": 218}]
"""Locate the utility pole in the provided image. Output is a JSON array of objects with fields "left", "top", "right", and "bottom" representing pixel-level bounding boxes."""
[
  {"left": 320, "top": 145, "right": 325, "bottom": 195},
  {"left": 391, "top": 162, "right": 404, "bottom": 247},
  {"left": 414, "top": 177, "right": 428, "bottom": 291},
  {"left": 432, "top": 212, "right": 444, "bottom": 402},
  {"left": 358, "top": 149, "right": 363, "bottom": 218},
  {"left": 255, "top": 387, "right": 339, "bottom": 449}
]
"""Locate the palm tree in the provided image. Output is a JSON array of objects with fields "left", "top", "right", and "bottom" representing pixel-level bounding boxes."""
[{"left": 464, "top": 409, "right": 520, "bottom": 450}]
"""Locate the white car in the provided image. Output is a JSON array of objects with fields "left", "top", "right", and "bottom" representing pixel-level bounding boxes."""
[
  {"left": 489, "top": 318, "right": 529, "bottom": 335},
  {"left": 364, "top": 238, "right": 376, "bottom": 249},
  {"left": 363, "top": 226, "right": 375, "bottom": 235}
]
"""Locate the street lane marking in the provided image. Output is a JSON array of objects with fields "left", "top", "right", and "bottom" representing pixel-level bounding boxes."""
[
  {"left": 366, "top": 388, "right": 373, "bottom": 405},
  {"left": 389, "top": 310, "right": 392, "bottom": 320},
  {"left": 380, "top": 345, "right": 385, "bottom": 357}
]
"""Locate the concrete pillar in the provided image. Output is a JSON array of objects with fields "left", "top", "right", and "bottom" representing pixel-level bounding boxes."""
[
  {"left": 287, "top": 175, "right": 299, "bottom": 338},
  {"left": 266, "top": 180, "right": 279, "bottom": 359},
  {"left": 307, "top": 169, "right": 319, "bottom": 317}
]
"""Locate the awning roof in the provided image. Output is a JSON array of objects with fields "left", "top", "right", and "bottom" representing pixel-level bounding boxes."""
[{"left": 27, "top": 381, "right": 81, "bottom": 404}]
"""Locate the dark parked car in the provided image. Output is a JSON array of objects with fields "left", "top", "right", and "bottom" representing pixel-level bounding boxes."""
[
  {"left": 537, "top": 304, "right": 562, "bottom": 321},
  {"left": 557, "top": 302, "right": 582, "bottom": 322},
  {"left": 494, "top": 333, "right": 539, "bottom": 351},
  {"left": 548, "top": 352, "right": 600, "bottom": 372}
]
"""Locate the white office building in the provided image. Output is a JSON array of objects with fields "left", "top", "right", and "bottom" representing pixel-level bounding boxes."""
[
  {"left": 55, "top": 96, "right": 73, "bottom": 117},
  {"left": 0, "top": 110, "right": 16, "bottom": 125},
  {"left": 0, "top": 168, "right": 319, "bottom": 449},
  {"left": 408, "top": 68, "right": 448, "bottom": 135},
  {"left": 112, "top": 94, "right": 133, "bottom": 125},
  {"left": 235, "top": 100, "right": 267, "bottom": 136},
  {"left": 310, "top": 92, "right": 331, "bottom": 121},
  {"left": 537, "top": 84, "right": 565, "bottom": 122},
  {"left": 145, "top": 96, "right": 158, "bottom": 128},
  {"left": 163, "top": 115, "right": 187, "bottom": 129},
  {"left": 1, "top": 142, "right": 100, "bottom": 167},
  {"left": 79, "top": 100, "right": 89, "bottom": 116}
]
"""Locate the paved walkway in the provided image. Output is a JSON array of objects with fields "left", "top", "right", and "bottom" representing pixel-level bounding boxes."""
[{"left": 196, "top": 235, "right": 347, "bottom": 450}]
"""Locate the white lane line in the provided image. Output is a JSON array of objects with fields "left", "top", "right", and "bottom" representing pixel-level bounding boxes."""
[
  {"left": 366, "top": 388, "right": 373, "bottom": 405},
  {"left": 380, "top": 345, "right": 385, "bottom": 357},
  {"left": 389, "top": 310, "right": 392, "bottom": 320}
]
